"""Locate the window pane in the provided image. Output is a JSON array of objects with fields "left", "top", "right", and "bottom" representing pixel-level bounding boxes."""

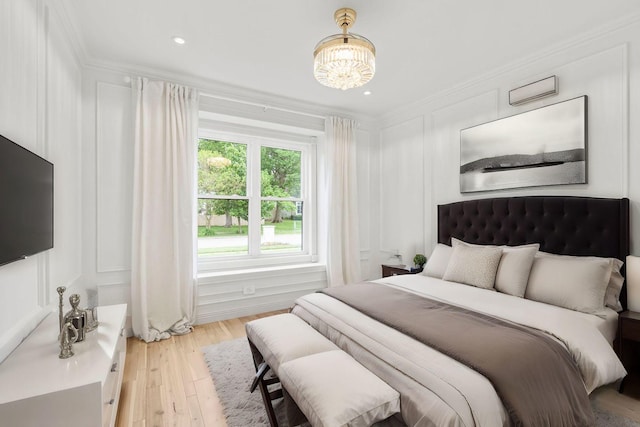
[
  {"left": 198, "top": 139, "right": 246, "bottom": 197},
  {"left": 260, "top": 201, "right": 302, "bottom": 253},
  {"left": 261, "top": 147, "right": 301, "bottom": 198},
  {"left": 198, "top": 199, "right": 248, "bottom": 256}
]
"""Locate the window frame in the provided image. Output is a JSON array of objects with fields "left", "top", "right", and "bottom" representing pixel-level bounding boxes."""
[{"left": 197, "top": 129, "right": 317, "bottom": 272}]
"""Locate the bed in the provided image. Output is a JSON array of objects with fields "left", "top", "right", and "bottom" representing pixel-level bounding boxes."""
[{"left": 290, "top": 196, "right": 629, "bottom": 427}]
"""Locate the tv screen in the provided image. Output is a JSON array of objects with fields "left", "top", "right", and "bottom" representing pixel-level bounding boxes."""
[{"left": 0, "top": 134, "right": 53, "bottom": 266}]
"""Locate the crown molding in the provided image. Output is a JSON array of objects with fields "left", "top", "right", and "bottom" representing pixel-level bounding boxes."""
[
  {"left": 379, "top": 10, "right": 640, "bottom": 126},
  {"left": 45, "top": 0, "right": 88, "bottom": 65},
  {"left": 83, "top": 58, "right": 377, "bottom": 129}
]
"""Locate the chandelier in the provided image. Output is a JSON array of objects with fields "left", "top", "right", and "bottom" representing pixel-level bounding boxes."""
[{"left": 313, "top": 8, "right": 376, "bottom": 91}]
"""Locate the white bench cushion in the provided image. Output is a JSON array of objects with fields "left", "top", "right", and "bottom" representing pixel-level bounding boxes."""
[
  {"left": 245, "top": 313, "right": 338, "bottom": 374},
  {"left": 279, "top": 350, "right": 400, "bottom": 427}
]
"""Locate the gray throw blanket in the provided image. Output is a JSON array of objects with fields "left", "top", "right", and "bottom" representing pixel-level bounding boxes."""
[{"left": 321, "top": 283, "right": 594, "bottom": 427}]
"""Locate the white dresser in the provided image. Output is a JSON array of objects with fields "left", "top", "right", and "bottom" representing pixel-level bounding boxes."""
[{"left": 0, "top": 304, "right": 127, "bottom": 427}]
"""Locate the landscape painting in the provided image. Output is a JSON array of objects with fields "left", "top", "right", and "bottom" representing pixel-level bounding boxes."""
[{"left": 460, "top": 96, "right": 587, "bottom": 193}]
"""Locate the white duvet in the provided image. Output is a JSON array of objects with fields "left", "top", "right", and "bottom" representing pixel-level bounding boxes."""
[{"left": 291, "top": 275, "right": 627, "bottom": 427}]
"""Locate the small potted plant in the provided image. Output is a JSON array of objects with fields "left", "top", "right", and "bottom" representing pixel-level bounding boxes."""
[{"left": 412, "top": 254, "right": 427, "bottom": 273}]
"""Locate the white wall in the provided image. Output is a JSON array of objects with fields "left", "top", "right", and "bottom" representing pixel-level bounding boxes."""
[
  {"left": 0, "top": 0, "right": 83, "bottom": 361},
  {"left": 5, "top": 3, "right": 637, "bottom": 342},
  {"left": 80, "top": 66, "right": 378, "bottom": 324},
  {"left": 375, "top": 18, "right": 640, "bottom": 266}
]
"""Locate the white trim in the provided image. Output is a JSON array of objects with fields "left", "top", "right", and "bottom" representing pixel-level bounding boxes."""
[
  {"left": 199, "top": 118, "right": 317, "bottom": 144},
  {"left": 199, "top": 111, "right": 324, "bottom": 138},
  {"left": 83, "top": 62, "right": 375, "bottom": 124},
  {"left": 197, "top": 128, "right": 317, "bottom": 271},
  {"left": 196, "top": 300, "right": 292, "bottom": 325},
  {"left": 198, "top": 255, "right": 317, "bottom": 272},
  {"left": 198, "top": 262, "right": 325, "bottom": 283},
  {"left": 621, "top": 42, "right": 630, "bottom": 198},
  {"left": 200, "top": 93, "right": 325, "bottom": 120},
  {"left": 196, "top": 264, "right": 326, "bottom": 323},
  {"left": 198, "top": 281, "right": 323, "bottom": 305},
  {"left": 199, "top": 128, "right": 316, "bottom": 148},
  {"left": 248, "top": 142, "right": 261, "bottom": 256}
]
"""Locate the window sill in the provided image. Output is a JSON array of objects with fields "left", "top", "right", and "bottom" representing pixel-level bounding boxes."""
[
  {"left": 197, "top": 262, "right": 326, "bottom": 284},
  {"left": 198, "top": 253, "right": 318, "bottom": 272}
]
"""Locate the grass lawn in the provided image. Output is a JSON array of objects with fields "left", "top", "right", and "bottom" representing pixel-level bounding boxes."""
[{"left": 198, "top": 219, "right": 302, "bottom": 237}]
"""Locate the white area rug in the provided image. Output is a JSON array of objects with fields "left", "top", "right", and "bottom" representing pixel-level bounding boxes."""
[{"left": 202, "top": 337, "right": 639, "bottom": 427}]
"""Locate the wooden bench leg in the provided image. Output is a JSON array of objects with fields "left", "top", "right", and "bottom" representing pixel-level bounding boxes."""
[
  {"left": 248, "top": 339, "right": 280, "bottom": 427},
  {"left": 250, "top": 362, "right": 270, "bottom": 393}
]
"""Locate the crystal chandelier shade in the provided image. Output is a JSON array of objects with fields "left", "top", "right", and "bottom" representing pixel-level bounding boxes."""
[{"left": 313, "top": 8, "right": 376, "bottom": 91}]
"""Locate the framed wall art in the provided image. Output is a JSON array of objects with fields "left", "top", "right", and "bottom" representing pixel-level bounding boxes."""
[{"left": 460, "top": 96, "right": 587, "bottom": 193}]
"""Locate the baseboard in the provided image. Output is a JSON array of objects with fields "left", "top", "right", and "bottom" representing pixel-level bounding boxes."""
[{"left": 195, "top": 299, "right": 294, "bottom": 325}]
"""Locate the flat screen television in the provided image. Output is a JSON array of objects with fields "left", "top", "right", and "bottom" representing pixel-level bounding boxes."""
[{"left": 0, "top": 134, "right": 53, "bottom": 266}]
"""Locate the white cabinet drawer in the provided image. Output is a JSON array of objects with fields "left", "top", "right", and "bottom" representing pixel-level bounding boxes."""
[
  {"left": 0, "top": 305, "right": 127, "bottom": 427},
  {"left": 103, "top": 329, "right": 126, "bottom": 427}
]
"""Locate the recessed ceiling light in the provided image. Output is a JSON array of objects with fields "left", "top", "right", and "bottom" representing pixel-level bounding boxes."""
[
  {"left": 363, "top": 91, "right": 372, "bottom": 96},
  {"left": 173, "top": 36, "right": 186, "bottom": 45}
]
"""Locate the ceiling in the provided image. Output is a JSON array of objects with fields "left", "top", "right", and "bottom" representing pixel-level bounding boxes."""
[{"left": 62, "top": 0, "right": 640, "bottom": 117}]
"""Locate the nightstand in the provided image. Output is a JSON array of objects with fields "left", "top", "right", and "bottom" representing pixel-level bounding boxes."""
[
  {"left": 618, "top": 311, "right": 640, "bottom": 393},
  {"left": 381, "top": 264, "right": 422, "bottom": 278}
]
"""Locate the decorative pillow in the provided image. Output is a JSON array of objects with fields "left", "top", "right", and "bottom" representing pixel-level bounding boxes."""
[
  {"left": 422, "top": 243, "right": 453, "bottom": 279},
  {"left": 536, "top": 252, "right": 624, "bottom": 312},
  {"left": 278, "top": 350, "right": 400, "bottom": 427},
  {"left": 442, "top": 244, "right": 503, "bottom": 289},
  {"left": 451, "top": 238, "right": 539, "bottom": 297},
  {"left": 525, "top": 255, "right": 610, "bottom": 314}
]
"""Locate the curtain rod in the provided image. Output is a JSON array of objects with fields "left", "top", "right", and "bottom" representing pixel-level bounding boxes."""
[
  {"left": 125, "top": 76, "right": 328, "bottom": 121},
  {"left": 200, "top": 92, "right": 326, "bottom": 120}
]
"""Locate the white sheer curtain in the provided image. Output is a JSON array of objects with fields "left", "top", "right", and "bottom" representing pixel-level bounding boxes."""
[
  {"left": 325, "top": 116, "right": 362, "bottom": 286},
  {"left": 131, "top": 77, "right": 199, "bottom": 342}
]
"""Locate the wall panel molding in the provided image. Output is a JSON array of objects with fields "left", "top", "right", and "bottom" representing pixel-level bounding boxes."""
[
  {"left": 379, "top": 116, "right": 425, "bottom": 266},
  {"left": 379, "top": 36, "right": 632, "bottom": 262},
  {"left": 0, "top": 0, "right": 82, "bottom": 362},
  {"left": 95, "top": 81, "right": 133, "bottom": 273}
]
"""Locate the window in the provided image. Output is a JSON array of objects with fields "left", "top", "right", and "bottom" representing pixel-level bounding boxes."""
[{"left": 197, "top": 131, "right": 315, "bottom": 270}]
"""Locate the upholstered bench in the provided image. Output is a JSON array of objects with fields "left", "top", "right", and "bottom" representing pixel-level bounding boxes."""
[
  {"left": 279, "top": 350, "right": 400, "bottom": 427},
  {"left": 246, "top": 313, "right": 339, "bottom": 375},
  {"left": 245, "top": 313, "right": 400, "bottom": 427},
  {"left": 246, "top": 313, "right": 340, "bottom": 425}
]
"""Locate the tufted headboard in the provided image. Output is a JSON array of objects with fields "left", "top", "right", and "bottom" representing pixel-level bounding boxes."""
[{"left": 438, "top": 196, "right": 630, "bottom": 307}]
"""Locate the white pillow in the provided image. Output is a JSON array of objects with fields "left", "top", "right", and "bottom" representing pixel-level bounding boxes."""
[
  {"left": 605, "top": 261, "right": 624, "bottom": 312},
  {"left": 422, "top": 243, "right": 453, "bottom": 279},
  {"left": 442, "top": 244, "right": 503, "bottom": 289},
  {"left": 451, "top": 238, "right": 539, "bottom": 297},
  {"left": 278, "top": 350, "right": 400, "bottom": 427},
  {"left": 536, "top": 252, "right": 624, "bottom": 312},
  {"left": 525, "top": 255, "right": 610, "bottom": 314}
]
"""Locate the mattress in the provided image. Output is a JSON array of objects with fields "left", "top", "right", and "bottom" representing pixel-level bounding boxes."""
[{"left": 290, "top": 275, "right": 626, "bottom": 427}]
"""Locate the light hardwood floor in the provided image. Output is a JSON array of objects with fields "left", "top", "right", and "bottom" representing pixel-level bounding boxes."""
[
  {"left": 115, "top": 311, "right": 640, "bottom": 427},
  {"left": 115, "top": 310, "right": 287, "bottom": 427}
]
